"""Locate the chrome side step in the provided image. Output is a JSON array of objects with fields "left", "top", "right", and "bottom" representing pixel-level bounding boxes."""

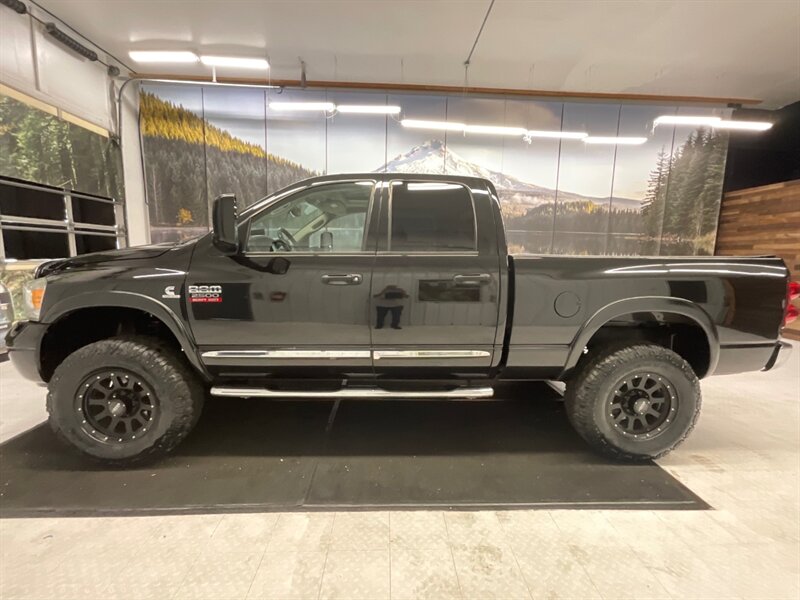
[{"left": 210, "top": 386, "right": 494, "bottom": 400}]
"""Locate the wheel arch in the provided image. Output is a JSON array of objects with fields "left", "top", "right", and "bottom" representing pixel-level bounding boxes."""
[
  {"left": 561, "top": 296, "right": 719, "bottom": 379},
  {"left": 41, "top": 291, "right": 208, "bottom": 381}
]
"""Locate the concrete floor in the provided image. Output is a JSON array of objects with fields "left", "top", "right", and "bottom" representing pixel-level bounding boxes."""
[{"left": 0, "top": 349, "right": 798, "bottom": 599}]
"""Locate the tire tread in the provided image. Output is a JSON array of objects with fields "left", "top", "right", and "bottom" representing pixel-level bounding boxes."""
[
  {"left": 47, "top": 336, "right": 204, "bottom": 467},
  {"left": 564, "top": 343, "right": 701, "bottom": 461}
]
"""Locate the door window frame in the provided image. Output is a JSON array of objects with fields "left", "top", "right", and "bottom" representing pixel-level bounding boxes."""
[
  {"left": 381, "top": 179, "right": 479, "bottom": 256},
  {"left": 240, "top": 179, "right": 379, "bottom": 257}
]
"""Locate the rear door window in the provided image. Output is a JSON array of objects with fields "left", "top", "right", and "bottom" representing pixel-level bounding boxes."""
[{"left": 389, "top": 181, "right": 476, "bottom": 252}]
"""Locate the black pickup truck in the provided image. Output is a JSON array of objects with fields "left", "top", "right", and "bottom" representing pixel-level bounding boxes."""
[{"left": 6, "top": 174, "right": 795, "bottom": 465}]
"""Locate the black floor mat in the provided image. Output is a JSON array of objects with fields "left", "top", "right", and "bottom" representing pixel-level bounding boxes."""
[{"left": 0, "top": 383, "right": 707, "bottom": 516}]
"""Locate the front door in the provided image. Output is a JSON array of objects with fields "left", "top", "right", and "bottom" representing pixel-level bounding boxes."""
[
  {"left": 188, "top": 179, "right": 378, "bottom": 376},
  {"left": 370, "top": 179, "right": 501, "bottom": 376}
]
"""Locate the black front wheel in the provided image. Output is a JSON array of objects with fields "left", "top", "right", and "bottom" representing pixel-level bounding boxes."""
[
  {"left": 564, "top": 344, "right": 701, "bottom": 461},
  {"left": 47, "top": 337, "right": 204, "bottom": 466}
]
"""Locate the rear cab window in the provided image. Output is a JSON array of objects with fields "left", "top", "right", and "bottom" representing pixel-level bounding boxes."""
[{"left": 388, "top": 181, "right": 476, "bottom": 252}]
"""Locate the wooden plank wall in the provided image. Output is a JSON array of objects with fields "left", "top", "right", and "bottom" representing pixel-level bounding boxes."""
[{"left": 715, "top": 179, "right": 800, "bottom": 340}]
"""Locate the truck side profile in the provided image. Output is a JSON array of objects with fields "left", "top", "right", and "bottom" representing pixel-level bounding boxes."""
[{"left": 6, "top": 173, "right": 795, "bottom": 465}]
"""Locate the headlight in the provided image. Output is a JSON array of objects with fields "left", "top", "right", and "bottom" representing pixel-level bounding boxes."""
[{"left": 22, "top": 278, "right": 47, "bottom": 321}]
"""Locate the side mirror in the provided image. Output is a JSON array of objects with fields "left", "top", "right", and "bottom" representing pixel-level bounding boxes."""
[
  {"left": 212, "top": 194, "right": 239, "bottom": 254},
  {"left": 267, "top": 257, "right": 290, "bottom": 275}
]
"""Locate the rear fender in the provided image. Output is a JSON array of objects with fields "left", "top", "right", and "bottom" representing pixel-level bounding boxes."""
[{"left": 561, "top": 296, "right": 719, "bottom": 378}]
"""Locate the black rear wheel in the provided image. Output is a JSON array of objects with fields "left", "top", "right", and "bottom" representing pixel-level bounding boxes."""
[
  {"left": 564, "top": 344, "right": 701, "bottom": 461},
  {"left": 48, "top": 337, "right": 204, "bottom": 466},
  {"left": 608, "top": 372, "right": 677, "bottom": 440}
]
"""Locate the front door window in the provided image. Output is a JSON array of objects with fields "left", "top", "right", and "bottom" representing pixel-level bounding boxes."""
[{"left": 246, "top": 181, "right": 373, "bottom": 253}]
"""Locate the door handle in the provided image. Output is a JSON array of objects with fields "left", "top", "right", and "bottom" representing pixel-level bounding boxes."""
[
  {"left": 453, "top": 273, "right": 492, "bottom": 286},
  {"left": 321, "top": 273, "right": 363, "bottom": 285}
]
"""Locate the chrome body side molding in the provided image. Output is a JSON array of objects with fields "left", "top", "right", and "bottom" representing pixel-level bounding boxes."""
[
  {"left": 373, "top": 350, "right": 490, "bottom": 360},
  {"left": 202, "top": 349, "right": 490, "bottom": 360},
  {"left": 202, "top": 350, "right": 371, "bottom": 359}
]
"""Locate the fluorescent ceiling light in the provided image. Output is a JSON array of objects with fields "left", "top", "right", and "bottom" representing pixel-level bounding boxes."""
[
  {"left": 464, "top": 125, "right": 527, "bottom": 136},
  {"left": 654, "top": 115, "right": 722, "bottom": 127},
  {"left": 269, "top": 102, "right": 336, "bottom": 112},
  {"left": 525, "top": 130, "right": 588, "bottom": 139},
  {"left": 337, "top": 105, "right": 401, "bottom": 114},
  {"left": 653, "top": 115, "right": 773, "bottom": 132},
  {"left": 144, "top": 78, "right": 280, "bottom": 89},
  {"left": 401, "top": 119, "right": 465, "bottom": 131},
  {"left": 584, "top": 136, "right": 648, "bottom": 145},
  {"left": 200, "top": 56, "right": 269, "bottom": 69},
  {"left": 401, "top": 119, "right": 589, "bottom": 140},
  {"left": 714, "top": 120, "right": 773, "bottom": 131},
  {"left": 129, "top": 50, "right": 199, "bottom": 63}
]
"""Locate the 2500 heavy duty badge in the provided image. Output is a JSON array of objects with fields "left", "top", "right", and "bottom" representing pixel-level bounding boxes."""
[{"left": 188, "top": 284, "right": 222, "bottom": 303}]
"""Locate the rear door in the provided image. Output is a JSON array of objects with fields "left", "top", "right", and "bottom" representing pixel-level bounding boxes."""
[{"left": 370, "top": 179, "right": 501, "bottom": 376}]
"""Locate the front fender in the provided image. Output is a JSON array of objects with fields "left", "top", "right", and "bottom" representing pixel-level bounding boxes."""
[
  {"left": 44, "top": 290, "right": 209, "bottom": 380},
  {"left": 561, "top": 296, "right": 720, "bottom": 378}
]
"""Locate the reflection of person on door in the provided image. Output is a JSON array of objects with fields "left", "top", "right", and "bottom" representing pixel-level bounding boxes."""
[{"left": 373, "top": 284, "right": 408, "bottom": 330}]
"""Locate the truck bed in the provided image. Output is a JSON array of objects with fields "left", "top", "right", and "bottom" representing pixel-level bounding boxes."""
[{"left": 505, "top": 254, "right": 789, "bottom": 377}]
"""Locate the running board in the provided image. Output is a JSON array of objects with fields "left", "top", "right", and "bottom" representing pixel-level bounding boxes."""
[{"left": 210, "top": 386, "right": 494, "bottom": 400}]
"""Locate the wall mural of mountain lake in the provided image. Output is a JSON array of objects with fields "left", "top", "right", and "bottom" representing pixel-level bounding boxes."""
[{"left": 140, "top": 85, "right": 730, "bottom": 256}]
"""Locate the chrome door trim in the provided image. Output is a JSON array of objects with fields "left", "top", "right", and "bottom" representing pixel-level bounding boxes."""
[
  {"left": 202, "top": 350, "right": 372, "bottom": 359},
  {"left": 203, "top": 349, "right": 491, "bottom": 360},
  {"left": 373, "top": 350, "right": 491, "bottom": 360}
]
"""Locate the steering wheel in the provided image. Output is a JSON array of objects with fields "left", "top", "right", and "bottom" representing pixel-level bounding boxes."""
[
  {"left": 271, "top": 238, "right": 291, "bottom": 252},
  {"left": 273, "top": 227, "right": 297, "bottom": 252}
]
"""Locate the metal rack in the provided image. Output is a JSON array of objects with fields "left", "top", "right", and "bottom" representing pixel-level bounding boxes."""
[{"left": 0, "top": 176, "right": 127, "bottom": 260}]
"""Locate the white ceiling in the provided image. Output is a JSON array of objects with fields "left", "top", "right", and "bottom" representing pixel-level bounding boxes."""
[{"left": 34, "top": 0, "right": 800, "bottom": 108}]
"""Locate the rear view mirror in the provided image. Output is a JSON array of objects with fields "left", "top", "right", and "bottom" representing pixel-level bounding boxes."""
[
  {"left": 320, "top": 231, "right": 333, "bottom": 251},
  {"left": 212, "top": 194, "right": 239, "bottom": 254}
]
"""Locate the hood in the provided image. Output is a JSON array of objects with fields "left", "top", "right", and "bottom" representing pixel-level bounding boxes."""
[{"left": 36, "top": 239, "right": 200, "bottom": 278}]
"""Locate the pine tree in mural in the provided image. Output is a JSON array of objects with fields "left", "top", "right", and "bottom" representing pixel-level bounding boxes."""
[
  {"left": 139, "top": 92, "right": 316, "bottom": 238},
  {"left": 641, "top": 148, "right": 671, "bottom": 254},
  {"left": 667, "top": 132, "right": 704, "bottom": 236},
  {"left": 640, "top": 129, "right": 727, "bottom": 256},
  {"left": 694, "top": 130, "right": 728, "bottom": 253},
  {"left": 663, "top": 128, "right": 728, "bottom": 255}
]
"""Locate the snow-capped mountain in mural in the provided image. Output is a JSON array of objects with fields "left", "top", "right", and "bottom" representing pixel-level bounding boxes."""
[{"left": 381, "top": 139, "right": 641, "bottom": 211}]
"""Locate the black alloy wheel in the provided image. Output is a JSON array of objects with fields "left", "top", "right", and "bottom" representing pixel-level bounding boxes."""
[
  {"left": 48, "top": 336, "right": 204, "bottom": 466},
  {"left": 608, "top": 372, "right": 677, "bottom": 440},
  {"left": 564, "top": 343, "right": 701, "bottom": 461},
  {"left": 77, "top": 369, "right": 158, "bottom": 443}
]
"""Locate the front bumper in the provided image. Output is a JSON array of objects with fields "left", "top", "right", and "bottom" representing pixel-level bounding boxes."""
[
  {"left": 5, "top": 320, "right": 48, "bottom": 383},
  {"left": 763, "top": 340, "right": 793, "bottom": 372}
]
